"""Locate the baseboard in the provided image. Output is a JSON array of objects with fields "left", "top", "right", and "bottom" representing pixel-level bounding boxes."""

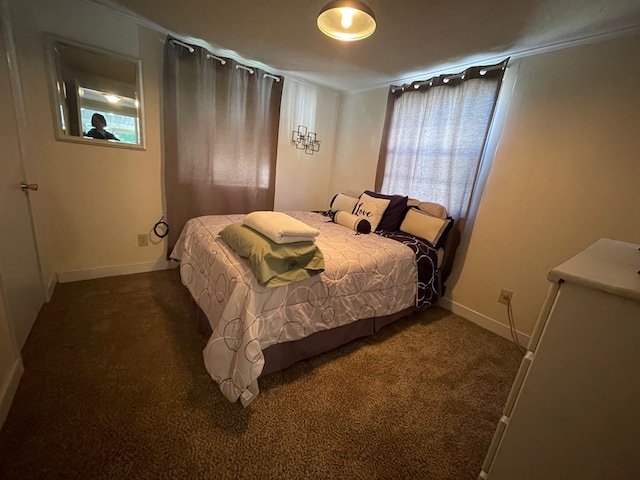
[
  {"left": 0, "top": 357, "right": 23, "bottom": 430},
  {"left": 57, "top": 260, "right": 175, "bottom": 283},
  {"left": 45, "top": 273, "right": 57, "bottom": 302},
  {"left": 438, "top": 297, "right": 530, "bottom": 347}
]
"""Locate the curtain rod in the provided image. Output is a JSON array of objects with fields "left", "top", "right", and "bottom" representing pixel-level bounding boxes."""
[
  {"left": 391, "top": 58, "right": 509, "bottom": 93},
  {"left": 168, "top": 37, "right": 280, "bottom": 80}
]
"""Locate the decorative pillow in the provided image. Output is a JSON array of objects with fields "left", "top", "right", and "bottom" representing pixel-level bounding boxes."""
[
  {"left": 334, "top": 211, "right": 371, "bottom": 234},
  {"left": 329, "top": 193, "right": 359, "bottom": 213},
  {"left": 406, "top": 199, "right": 448, "bottom": 219},
  {"left": 353, "top": 193, "right": 390, "bottom": 232},
  {"left": 364, "top": 190, "right": 408, "bottom": 231},
  {"left": 400, "top": 208, "right": 453, "bottom": 247}
]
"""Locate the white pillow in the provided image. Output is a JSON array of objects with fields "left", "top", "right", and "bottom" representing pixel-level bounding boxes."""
[
  {"left": 334, "top": 211, "right": 371, "bottom": 234},
  {"left": 353, "top": 193, "right": 390, "bottom": 232},
  {"left": 406, "top": 199, "right": 448, "bottom": 219},
  {"left": 330, "top": 193, "right": 359, "bottom": 213},
  {"left": 400, "top": 208, "right": 451, "bottom": 246}
]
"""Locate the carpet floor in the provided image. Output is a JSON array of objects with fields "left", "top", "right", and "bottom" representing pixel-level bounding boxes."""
[{"left": 0, "top": 269, "right": 522, "bottom": 479}]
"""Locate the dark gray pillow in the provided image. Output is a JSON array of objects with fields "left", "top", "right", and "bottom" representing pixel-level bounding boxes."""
[{"left": 364, "top": 190, "right": 408, "bottom": 231}]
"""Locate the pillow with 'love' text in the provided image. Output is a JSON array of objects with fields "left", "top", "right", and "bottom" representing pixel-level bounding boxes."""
[{"left": 352, "top": 193, "right": 390, "bottom": 232}]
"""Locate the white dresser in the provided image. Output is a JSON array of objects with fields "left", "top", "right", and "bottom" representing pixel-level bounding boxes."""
[{"left": 479, "top": 238, "right": 640, "bottom": 480}]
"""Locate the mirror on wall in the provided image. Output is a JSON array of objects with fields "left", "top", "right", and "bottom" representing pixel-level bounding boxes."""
[{"left": 47, "top": 37, "right": 145, "bottom": 149}]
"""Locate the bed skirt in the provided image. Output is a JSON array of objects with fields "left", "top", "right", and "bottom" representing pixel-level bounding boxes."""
[{"left": 194, "top": 303, "right": 419, "bottom": 376}]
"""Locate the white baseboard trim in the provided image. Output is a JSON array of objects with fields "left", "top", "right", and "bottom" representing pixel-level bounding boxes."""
[
  {"left": 0, "top": 357, "right": 23, "bottom": 430},
  {"left": 438, "top": 297, "right": 530, "bottom": 347},
  {"left": 45, "top": 274, "right": 57, "bottom": 302},
  {"left": 57, "top": 260, "right": 175, "bottom": 283}
]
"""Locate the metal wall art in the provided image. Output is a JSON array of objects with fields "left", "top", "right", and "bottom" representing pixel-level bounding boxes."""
[{"left": 292, "top": 125, "right": 320, "bottom": 155}]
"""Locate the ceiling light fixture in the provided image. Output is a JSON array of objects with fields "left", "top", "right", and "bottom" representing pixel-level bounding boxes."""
[
  {"left": 103, "top": 94, "right": 121, "bottom": 104},
  {"left": 317, "top": 0, "right": 376, "bottom": 42}
]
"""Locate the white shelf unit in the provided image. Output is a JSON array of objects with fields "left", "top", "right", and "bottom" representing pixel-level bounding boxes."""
[{"left": 479, "top": 238, "right": 640, "bottom": 480}]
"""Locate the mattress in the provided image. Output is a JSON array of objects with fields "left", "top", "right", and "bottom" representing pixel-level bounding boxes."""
[{"left": 170, "top": 211, "right": 418, "bottom": 402}]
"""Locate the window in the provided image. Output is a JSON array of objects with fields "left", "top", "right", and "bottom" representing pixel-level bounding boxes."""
[{"left": 376, "top": 60, "right": 507, "bottom": 220}]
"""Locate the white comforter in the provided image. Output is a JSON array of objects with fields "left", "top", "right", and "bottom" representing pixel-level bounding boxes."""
[{"left": 170, "top": 211, "right": 417, "bottom": 403}]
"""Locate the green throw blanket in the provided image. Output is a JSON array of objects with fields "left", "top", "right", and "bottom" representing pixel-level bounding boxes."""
[{"left": 219, "top": 223, "right": 325, "bottom": 287}]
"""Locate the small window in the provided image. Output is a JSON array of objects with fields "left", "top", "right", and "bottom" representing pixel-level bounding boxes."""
[{"left": 377, "top": 60, "right": 508, "bottom": 221}]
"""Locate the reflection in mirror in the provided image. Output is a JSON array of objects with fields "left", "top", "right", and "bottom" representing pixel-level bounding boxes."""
[{"left": 48, "top": 38, "right": 145, "bottom": 148}]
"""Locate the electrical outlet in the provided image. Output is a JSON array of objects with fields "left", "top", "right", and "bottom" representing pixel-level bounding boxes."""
[
  {"left": 137, "top": 234, "right": 149, "bottom": 247},
  {"left": 498, "top": 289, "right": 513, "bottom": 305}
]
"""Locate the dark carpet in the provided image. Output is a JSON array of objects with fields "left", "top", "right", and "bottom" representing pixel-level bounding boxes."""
[{"left": 0, "top": 269, "right": 522, "bottom": 479}]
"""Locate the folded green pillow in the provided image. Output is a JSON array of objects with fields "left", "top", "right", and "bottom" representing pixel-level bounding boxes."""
[{"left": 220, "top": 223, "right": 325, "bottom": 287}]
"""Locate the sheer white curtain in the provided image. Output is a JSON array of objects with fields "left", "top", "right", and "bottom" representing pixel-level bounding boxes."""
[
  {"left": 163, "top": 38, "right": 284, "bottom": 251},
  {"left": 376, "top": 61, "right": 507, "bottom": 221}
]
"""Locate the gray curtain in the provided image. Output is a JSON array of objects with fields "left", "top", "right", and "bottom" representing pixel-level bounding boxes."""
[
  {"left": 375, "top": 60, "right": 507, "bottom": 222},
  {"left": 163, "top": 38, "right": 284, "bottom": 253}
]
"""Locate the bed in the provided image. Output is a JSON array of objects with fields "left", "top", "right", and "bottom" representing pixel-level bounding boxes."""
[{"left": 170, "top": 195, "right": 460, "bottom": 405}]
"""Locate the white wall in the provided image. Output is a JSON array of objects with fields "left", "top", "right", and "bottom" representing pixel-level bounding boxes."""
[
  {"left": 328, "top": 87, "right": 388, "bottom": 196},
  {"left": 10, "top": 0, "right": 167, "bottom": 284},
  {"left": 274, "top": 79, "right": 339, "bottom": 211},
  {"left": 446, "top": 33, "right": 640, "bottom": 338},
  {"left": 329, "top": 33, "right": 640, "bottom": 340}
]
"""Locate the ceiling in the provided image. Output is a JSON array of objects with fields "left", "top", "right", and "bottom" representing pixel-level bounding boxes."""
[{"left": 101, "top": 0, "right": 640, "bottom": 92}]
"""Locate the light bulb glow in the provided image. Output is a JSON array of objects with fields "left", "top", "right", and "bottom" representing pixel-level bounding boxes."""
[
  {"left": 317, "top": 1, "right": 376, "bottom": 41},
  {"left": 104, "top": 94, "right": 121, "bottom": 104},
  {"left": 340, "top": 8, "right": 355, "bottom": 28}
]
